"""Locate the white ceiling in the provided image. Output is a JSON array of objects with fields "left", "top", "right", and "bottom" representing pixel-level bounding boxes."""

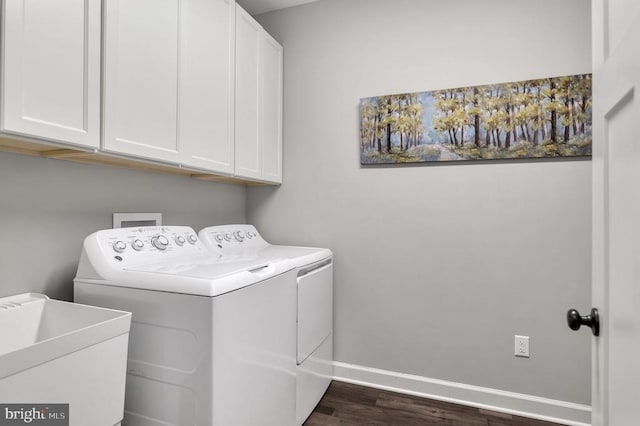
[{"left": 237, "top": 0, "right": 319, "bottom": 16}]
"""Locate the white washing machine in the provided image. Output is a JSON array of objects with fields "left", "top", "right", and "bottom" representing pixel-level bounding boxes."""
[
  {"left": 199, "top": 225, "right": 333, "bottom": 425},
  {"left": 73, "top": 226, "right": 297, "bottom": 426}
]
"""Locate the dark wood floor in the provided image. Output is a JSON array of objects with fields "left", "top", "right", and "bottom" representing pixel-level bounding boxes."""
[{"left": 304, "top": 381, "right": 567, "bottom": 425}]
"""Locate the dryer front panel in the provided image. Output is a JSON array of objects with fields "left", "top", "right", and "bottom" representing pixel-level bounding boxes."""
[{"left": 297, "top": 261, "right": 333, "bottom": 365}]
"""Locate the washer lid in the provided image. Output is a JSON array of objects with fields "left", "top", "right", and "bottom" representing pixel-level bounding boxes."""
[
  {"left": 116, "top": 256, "right": 292, "bottom": 296},
  {"left": 125, "top": 255, "right": 269, "bottom": 279},
  {"left": 82, "top": 256, "right": 294, "bottom": 297}
]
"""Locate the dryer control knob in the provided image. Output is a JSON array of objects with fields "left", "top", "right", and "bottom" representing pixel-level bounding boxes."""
[
  {"left": 187, "top": 235, "right": 198, "bottom": 245},
  {"left": 131, "top": 239, "right": 144, "bottom": 251},
  {"left": 175, "top": 236, "right": 186, "bottom": 246},
  {"left": 113, "top": 240, "right": 127, "bottom": 253},
  {"left": 152, "top": 235, "right": 169, "bottom": 250},
  {"left": 214, "top": 233, "right": 225, "bottom": 243},
  {"left": 223, "top": 232, "right": 232, "bottom": 242},
  {"left": 233, "top": 231, "right": 245, "bottom": 241}
]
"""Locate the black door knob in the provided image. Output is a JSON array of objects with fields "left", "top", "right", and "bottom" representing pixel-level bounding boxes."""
[{"left": 567, "top": 308, "right": 600, "bottom": 336}]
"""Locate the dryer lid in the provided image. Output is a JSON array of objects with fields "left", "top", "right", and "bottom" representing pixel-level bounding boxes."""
[{"left": 199, "top": 224, "right": 332, "bottom": 267}]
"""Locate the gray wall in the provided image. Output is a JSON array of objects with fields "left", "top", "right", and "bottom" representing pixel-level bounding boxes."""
[
  {"left": 0, "top": 152, "right": 246, "bottom": 301},
  {"left": 249, "top": 0, "right": 592, "bottom": 404}
]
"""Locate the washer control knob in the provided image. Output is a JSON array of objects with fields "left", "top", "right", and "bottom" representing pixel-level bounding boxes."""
[
  {"left": 131, "top": 239, "right": 144, "bottom": 251},
  {"left": 246, "top": 232, "right": 253, "bottom": 239},
  {"left": 187, "top": 234, "right": 198, "bottom": 245},
  {"left": 152, "top": 235, "right": 169, "bottom": 250},
  {"left": 113, "top": 240, "right": 127, "bottom": 253},
  {"left": 175, "top": 236, "right": 186, "bottom": 246},
  {"left": 223, "top": 232, "right": 232, "bottom": 242},
  {"left": 233, "top": 231, "right": 245, "bottom": 242},
  {"left": 214, "top": 233, "right": 225, "bottom": 243}
]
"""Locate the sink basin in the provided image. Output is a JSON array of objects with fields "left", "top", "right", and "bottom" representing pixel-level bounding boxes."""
[{"left": 0, "top": 293, "right": 131, "bottom": 426}]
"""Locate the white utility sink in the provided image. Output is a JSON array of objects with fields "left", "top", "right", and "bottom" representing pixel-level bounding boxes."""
[{"left": 0, "top": 293, "right": 131, "bottom": 426}]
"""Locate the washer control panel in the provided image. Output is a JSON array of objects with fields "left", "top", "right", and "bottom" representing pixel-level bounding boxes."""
[{"left": 90, "top": 226, "right": 206, "bottom": 266}]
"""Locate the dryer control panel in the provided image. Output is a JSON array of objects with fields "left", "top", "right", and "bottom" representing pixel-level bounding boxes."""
[{"left": 199, "top": 224, "right": 268, "bottom": 254}]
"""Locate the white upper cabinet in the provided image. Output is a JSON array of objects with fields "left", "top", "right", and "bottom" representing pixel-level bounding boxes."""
[
  {"left": 0, "top": 0, "right": 280, "bottom": 183},
  {"left": 103, "top": 0, "right": 235, "bottom": 172},
  {"left": 179, "top": 0, "right": 235, "bottom": 174},
  {"left": 235, "top": 5, "right": 283, "bottom": 184},
  {"left": 1, "top": 0, "right": 101, "bottom": 148},
  {"left": 261, "top": 32, "right": 283, "bottom": 184},
  {"left": 103, "top": 0, "right": 181, "bottom": 163},
  {"left": 235, "top": 6, "right": 262, "bottom": 180}
]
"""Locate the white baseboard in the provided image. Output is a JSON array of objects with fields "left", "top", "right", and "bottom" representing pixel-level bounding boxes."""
[{"left": 332, "top": 361, "right": 591, "bottom": 426}]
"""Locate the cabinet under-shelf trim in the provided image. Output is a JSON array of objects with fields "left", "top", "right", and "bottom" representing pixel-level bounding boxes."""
[{"left": 0, "top": 137, "right": 271, "bottom": 186}]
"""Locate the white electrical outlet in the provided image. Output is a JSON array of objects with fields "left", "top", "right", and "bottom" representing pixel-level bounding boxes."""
[{"left": 515, "top": 335, "right": 530, "bottom": 358}]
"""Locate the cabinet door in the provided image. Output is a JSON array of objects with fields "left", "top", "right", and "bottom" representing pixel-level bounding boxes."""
[
  {"left": 234, "top": 5, "right": 262, "bottom": 180},
  {"left": 179, "top": 0, "right": 235, "bottom": 174},
  {"left": 103, "top": 0, "right": 180, "bottom": 163},
  {"left": 1, "top": 0, "right": 100, "bottom": 148},
  {"left": 261, "top": 33, "right": 283, "bottom": 184}
]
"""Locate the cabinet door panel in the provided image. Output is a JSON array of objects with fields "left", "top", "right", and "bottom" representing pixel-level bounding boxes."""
[
  {"left": 261, "top": 33, "right": 283, "bottom": 184},
  {"left": 180, "top": 0, "right": 235, "bottom": 174},
  {"left": 2, "top": 0, "right": 100, "bottom": 147},
  {"left": 234, "top": 6, "right": 262, "bottom": 180},
  {"left": 103, "top": 0, "right": 180, "bottom": 162}
]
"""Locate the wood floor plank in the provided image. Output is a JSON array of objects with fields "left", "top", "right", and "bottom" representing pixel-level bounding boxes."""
[
  {"left": 303, "top": 381, "right": 569, "bottom": 426},
  {"left": 375, "top": 397, "right": 487, "bottom": 425},
  {"left": 305, "top": 412, "right": 342, "bottom": 425}
]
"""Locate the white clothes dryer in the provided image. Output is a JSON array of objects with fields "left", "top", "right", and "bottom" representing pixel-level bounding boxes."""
[
  {"left": 199, "top": 225, "right": 333, "bottom": 425},
  {"left": 73, "top": 226, "right": 297, "bottom": 426}
]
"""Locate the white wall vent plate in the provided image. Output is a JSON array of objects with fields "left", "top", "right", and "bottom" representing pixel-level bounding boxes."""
[{"left": 113, "top": 213, "right": 162, "bottom": 228}]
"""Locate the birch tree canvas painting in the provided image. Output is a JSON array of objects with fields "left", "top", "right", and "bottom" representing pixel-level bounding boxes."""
[{"left": 359, "top": 74, "right": 592, "bottom": 164}]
